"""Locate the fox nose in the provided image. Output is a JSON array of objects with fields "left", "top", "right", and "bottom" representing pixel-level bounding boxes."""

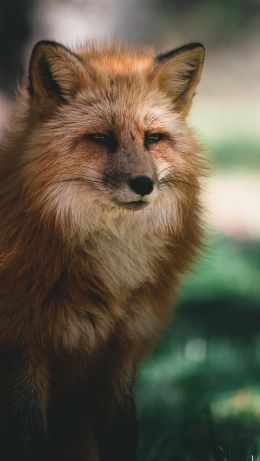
[{"left": 129, "top": 176, "right": 154, "bottom": 196}]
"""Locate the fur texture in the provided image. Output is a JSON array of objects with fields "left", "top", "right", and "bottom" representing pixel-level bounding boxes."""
[{"left": 0, "top": 40, "right": 205, "bottom": 460}]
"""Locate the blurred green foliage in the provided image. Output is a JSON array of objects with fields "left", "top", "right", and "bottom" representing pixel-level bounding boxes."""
[
  {"left": 154, "top": 0, "right": 260, "bottom": 45},
  {"left": 182, "top": 235, "right": 260, "bottom": 304},
  {"left": 137, "top": 234, "right": 260, "bottom": 461},
  {"left": 211, "top": 139, "right": 260, "bottom": 172}
]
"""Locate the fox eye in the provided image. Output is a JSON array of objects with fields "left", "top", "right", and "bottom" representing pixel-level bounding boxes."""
[
  {"left": 85, "top": 133, "right": 117, "bottom": 151},
  {"left": 86, "top": 133, "right": 110, "bottom": 145},
  {"left": 144, "top": 132, "right": 165, "bottom": 148}
]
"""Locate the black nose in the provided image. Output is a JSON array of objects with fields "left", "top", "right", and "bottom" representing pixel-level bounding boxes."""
[{"left": 129, "top": 176, "right": 154, "bottom": 196}]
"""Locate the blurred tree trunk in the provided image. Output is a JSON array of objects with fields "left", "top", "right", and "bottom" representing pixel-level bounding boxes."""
[{"left": 0, "top": 0, "right": 37, "bottom": 97}]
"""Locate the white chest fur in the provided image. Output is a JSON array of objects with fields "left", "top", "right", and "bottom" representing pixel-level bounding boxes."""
[{"left": 87, "top": 227, "right": 168, "bottom": 295}]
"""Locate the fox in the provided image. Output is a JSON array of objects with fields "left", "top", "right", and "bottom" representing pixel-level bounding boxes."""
[{"left": 0, "top": 39, "right": 205, "bottom": 460}]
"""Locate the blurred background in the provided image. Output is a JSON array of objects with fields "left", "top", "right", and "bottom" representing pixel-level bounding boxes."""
[{"left": 0, "top": 0, "right": 260, "bottom": 459}]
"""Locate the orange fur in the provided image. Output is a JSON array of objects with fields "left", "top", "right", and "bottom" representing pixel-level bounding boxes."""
[{"left": 0, "top": 40, "right": 206, "bottom": 459}]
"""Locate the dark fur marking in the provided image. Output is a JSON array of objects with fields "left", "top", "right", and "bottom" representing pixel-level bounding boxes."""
[
  {"left": 48, "top": 386, "right": 86, "bottom": 459},
  {"left": 98, "top": 383, "right": 138, "bottom": 461},
  {"left": 104, "top": 171, "right": 127, "bottom": 188},
  {"left": 0, "top": 350, "right": 48, "bottom": 461},
  {"left": 41, "top": 268, "right": 67, "bottom": 309},
  {"left": 84, "top": 131, "right": 118, "bottom": 154},
  {"left": 39, "top": 56, "right": 62, "bottom": 96}
]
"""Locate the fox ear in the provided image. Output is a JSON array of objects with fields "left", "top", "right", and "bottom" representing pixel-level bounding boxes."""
[
  {"left": 154, "top": 43, "right": 205, "bottom": 116},
  {"left": 28, "top": 40, "right": 86, "bottom": 108}
]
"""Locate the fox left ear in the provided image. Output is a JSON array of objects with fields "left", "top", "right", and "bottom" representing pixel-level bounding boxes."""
[
  {"left": 154, "top": 43, "right": 205, "bottom": 116},
  {"left": 28, "top": 40, "right": 88, "bottom": 113}
]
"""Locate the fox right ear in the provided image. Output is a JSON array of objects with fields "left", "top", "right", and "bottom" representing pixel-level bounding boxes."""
[
  {"left": 154, "top": 43, "right": 205, "bottom": 116},
  {"left": 28, "top": 40, "right": 87, "bottom": 108}
]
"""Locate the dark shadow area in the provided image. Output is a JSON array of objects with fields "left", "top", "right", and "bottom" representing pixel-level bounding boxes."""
[{"left": 0, "top": 0, "right": 37, "bottom": 97}]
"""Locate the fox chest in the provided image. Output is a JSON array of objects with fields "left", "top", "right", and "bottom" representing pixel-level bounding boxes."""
[
  {"left": 50, "top": 231, "right": 171, "bottom": 355},
  {"left": 86, "top": 231, "right": 167, "bottom": 295}
]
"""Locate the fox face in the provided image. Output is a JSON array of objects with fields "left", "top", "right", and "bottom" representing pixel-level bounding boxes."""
[{"left": 24, "top": 41, "right": 205, "bottom": 238}]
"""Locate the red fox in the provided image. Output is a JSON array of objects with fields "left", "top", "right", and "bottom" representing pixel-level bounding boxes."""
[{"left": 0, "top": 40, "right": 205, "bottom": 460}]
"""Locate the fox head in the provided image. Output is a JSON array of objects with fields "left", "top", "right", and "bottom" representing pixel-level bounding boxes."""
[{"left": 18, "top": 40, "right": 205, "bottom": 238}]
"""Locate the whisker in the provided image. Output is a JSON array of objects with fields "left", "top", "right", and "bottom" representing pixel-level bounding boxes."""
[
  {"left": 56, "top": 177, "right": 105, "bottom": 189},
  {"left": 157, "top": 166, "right": 174, "bottom": 180},
  {"left": 173, "top": 179, "right": 200, "bottom": 190},
  {"left": 158, "top": 165, "right": 201, "bottom": 193},
  {"left": 157, "top": 176, "right": 200, "bottom": 197}
]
